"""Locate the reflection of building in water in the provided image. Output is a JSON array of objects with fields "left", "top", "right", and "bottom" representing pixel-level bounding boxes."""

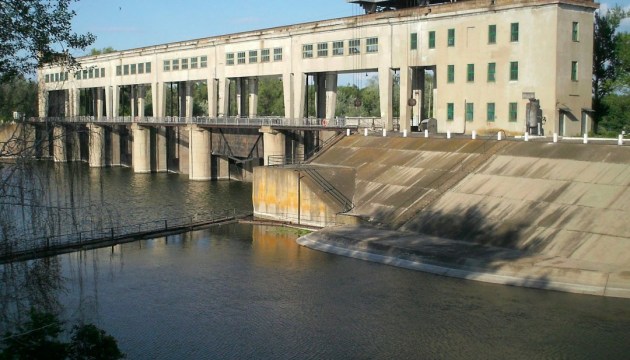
[{"left": 251, "top": 226, "right": 318, "bottom": 267}]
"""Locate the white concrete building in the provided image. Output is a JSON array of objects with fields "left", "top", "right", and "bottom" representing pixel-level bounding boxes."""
[{"left": 39, "top": 0, "right": 598, "bottom": 136}]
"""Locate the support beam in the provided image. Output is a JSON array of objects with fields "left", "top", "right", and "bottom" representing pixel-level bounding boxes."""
[
  {"left": 132, "top": 123, "right": 151, "bottom": 173},
  {"left": 208, "top": 78, "right": 218, "bottom": 117},
  {"left": 96, "top": 88, "right": 104, "bottom": 119},
  {"left": 112, "top": 86, "right": 119, "bottom": 118},
  {"left": 249, "top": 77, "right": 258, "bottom": 118},
  {"left": 218, "top": 78, "right": 229, "bottom": 117},
  {"left": 325, "top": 73, "right": 338, "bottom": 120},
  {"left": 137, "top": 85, "right": 146, "bottom": 118},
  {"left": 379, "top": 67, "right": 394, "bottom": 131},
  {"left": 88, "top": 124, "right": 105, "bottom": 167},
  {"left": 188, "top": 124, "right": 212, "bottom": 180},
  {"left": 260, "top": 126, "right": 286, "bottom": 166},
  {"left": 185, "top": 81, "right": 193, "bottom": 118},
  {"left": 282, "top": 73, "right": 294, "bottom": 120}
]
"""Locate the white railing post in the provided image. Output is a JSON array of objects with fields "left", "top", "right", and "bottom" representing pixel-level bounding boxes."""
[
  {"left": 524, "top": 132, "right": 529, "bottom": 142},
  {"left": 447, "top": 130, "right": 451, "bottom": 139},
  {"left": 619, "top": 134, "right": 624, "bottom": 146},
  {"left": 472, "top": 130, "right": 477, "bottom": 140},
  {"left": 497, "top": 132, "right": 502, "bottom": 141},
  {"left": 583, "top": 133, "right": 588, "bottom": 144},
  {"left": 553, "top": 133, "right": 558, "bottom": 143},
  {"left": 425, "top": 129, "right": 429, "bottom": 138}
]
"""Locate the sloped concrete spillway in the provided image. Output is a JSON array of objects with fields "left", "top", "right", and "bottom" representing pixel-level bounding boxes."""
[{"left": 254, "top": 136, "right": 630, "bottom": 297}]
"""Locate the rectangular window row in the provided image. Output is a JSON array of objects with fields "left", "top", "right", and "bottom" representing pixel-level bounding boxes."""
[
  {"left": 163, "top": 56, "right": 207, "bottom": 72},
  {"left": 116, "top": 62, "right": 152, "bottom": 76},
  {"left": 226, "top": 48, "right": 282, "bottom": 65},
  {"left": 44, "top": 72, "right": 70, "bottom": 83},
  {"left": 302, "top": 37, "right": 378, "bottom": 59},
  {"left": 446, "top": 61, "right": 518, "bottom": 83},
  {"left": 411, "top": 22, "right": 520, "bottom": 50},
  {"left": 71, "top": 67, "right": 106, "bottom": 81},
  {"left": 446, "top": 102, "right": 518, "bottom": 122}
]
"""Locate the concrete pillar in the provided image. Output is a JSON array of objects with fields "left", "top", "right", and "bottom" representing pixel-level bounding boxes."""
[
  {"left": 315, "top": 73, "right": 326, "bottom": 119},
  {"left": 111, "top": 126, "right": 121, "bottom": 166},
  {"left": 88, "top": 124, "right": 105, "bottom": 167},
  {"left": 151, "top": 83, "right": 159, "bottom": 118},
  {"left": 96, "top": 88, "right": 104, "bottom": 119},
  {"left": 325, "top": 73, "right": 338, "bottom": 120},
  {"left": 260, "top": 126, "right": 286, "bottom": 166},
  {"left": 208, "top": 78, "right": 218, "bottom": 117},
  {"left": 72, "top": 88, "right": 80, "bottom": 117},
  {"left": 236, "top": 78, "right": 247, "bottom": 117},
  {"left": 38, "top": 90, "right": 48, "bottom": 118},
  {"left": 188, "top": 124, "right": 212, "bottom": 180},
  {"left": 52, "top": 125, "right": 66, "bottom": 162},
  {"left": 283, "top": 73, "right": 294, "bottom": 120},
  {"left": 156, "top": 126, "right": 168, "bottom": 172},
  {"left": 218, "top": 78, "right": 229, "bottom": 117},
  {"left": 112, "top": 86, "right": 119, "bottom": 118},
  {"left": 249, "top": 77, "right": 258, "bottom": 118},
  {"left": 137, "top": 85, "right": 146, "bottom": 118},
  {"left": 68, "top": 127, "right": 81, "bottom": 162},
  {"left": 130, "top": 86, "right": 137, "bottom": 119},
  {"left": 105, "top": 86, "right": 113, "bottom": 119},
  {"left": 132, "top": 123, "right": 151, "bottom": 173},
  {"left": 379, "top": 67, "right": 394, "bottom": 131},
  {"left": 185, "top": 82, "right": 193, "bottom": 118},
  {"left": 63, "top": 90, "right": 70, "bottom": 118},
  {"left": 399, "top": 66, "right": 412, "bottom": 133}
]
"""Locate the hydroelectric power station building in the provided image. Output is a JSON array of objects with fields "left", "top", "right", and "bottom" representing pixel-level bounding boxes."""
[{"left": 38, "top": 0, "right": 597, "bottom": 141}]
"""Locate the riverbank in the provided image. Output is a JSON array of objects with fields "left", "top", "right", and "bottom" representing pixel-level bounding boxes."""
[{"left": 297, "top": 225, "right": 630, "bottom": 298}]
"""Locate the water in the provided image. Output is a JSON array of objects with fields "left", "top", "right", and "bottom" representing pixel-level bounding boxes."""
[{"left": 2, "top": 164, "right": 630, "bottom": 359}]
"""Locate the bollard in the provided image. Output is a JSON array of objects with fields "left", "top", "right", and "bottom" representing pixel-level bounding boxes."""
[
  {"left": 346, "top": 129, "right": 351, "bottom": 136},
  {"left": 447, "top": 130, "right": 451, "bottom": 139},
  {"left": 583, "top": 133, "right": 588, "bottom": 144},
  {"left": 524, "top": 132, "right": 529, "bottom": 142},
  {"left": 497, "top": 132, "right": 502, "bottom": 141},
  {"left": 553, "top": 133, "right": 558, "bottom": 143},
  {"left": 619, "top": 134, "right": 624, "bottom": 146},
  {"left": 403, "top": 129, "right": 407, "bottom": 137},
  {"left": 364, "top": 128, "right": 368, "bottom": 136},
  {"left": 382, "top": 128, "right": 387, "bottom": 137},
  {"left": 424, "top": 129, "right": 429, "bottom": 138},
  {"left": 472, "top": 130, "right": 477, "bottom": 140}
]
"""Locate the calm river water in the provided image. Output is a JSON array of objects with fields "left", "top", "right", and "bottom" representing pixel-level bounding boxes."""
[{"left": 2, "top": 164, "right": 630, "bottom": 359}]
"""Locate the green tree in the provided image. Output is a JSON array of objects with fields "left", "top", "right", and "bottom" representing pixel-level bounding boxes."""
[
  {"left": 68, "top": 324, "right": 125, "bottom": 360},
  {"left": 614, "top": 32, "right": 630, "bottom": 94},
  {"left": 0, "top": 0, "right": 95, "bottom": 81},
  {"left": 0, "top": 77, "right": 38, "bottom": 122},
  {"left": 600, "top": 94, "right": 630, "bottom": 134},
  {"left": 592, "top": 5, "right": 628, "bottom": 131},
  {"left": 258, "top": 77, "right": 284, "bottom": 116},
  {"left": 89, "top": 47, "right": 116, "bottom": 56}
]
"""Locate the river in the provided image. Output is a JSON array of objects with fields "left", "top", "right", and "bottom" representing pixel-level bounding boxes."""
[{"left": 2, "top": 164, "right": 629, "bottom": 359}]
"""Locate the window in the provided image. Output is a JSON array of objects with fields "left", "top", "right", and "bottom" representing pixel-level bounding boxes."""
[
  {"left": 317, "top": 43, "right": 328, "bottom": 57},
  {"left": 101, "top": 68, "right": 105, "bottom": 77},
  {"left": 130, "top": 64, "right": 136, "bottom": 75},
  {"left": 571, "top": 61, "right": 578, "bottom": 81},
  {"left": 94, "top": 69, "right": 99, "bottom": 78},
  {"left": 302, "top": 44, "right": 314, "bottom": 58},
  {"left": 447, "top": 28, "right": 455, "bottom": 47},
  {"left": 509, "top": 102, "right": 518, "bottom": 122},
  {"left": 467, "top": 64, "right": 474, "bottom": 82},
  {"left": 172, "top": 59, "right": 179, "bottom": 70},
  {"left": 146, "top": 62, "right": 152, "bottom": 73},
  {"left": 487, "top": 62, "right": 496, "bottom": 82},
  {"left": 447, "top": 65, "right": 455, "bottom": 83},
  {"left": 274, "top": 48, "right": 283, "bottom": 61},
  {"left": 163, "top": 60, "right": 170, "bottom": 71},
  {"left": 510, "top": 61, "right": 519, "bottom": 81},
  {"left": 411, "top": 33, "right": 418, "bottom": 50},
  {"left": 55, "top": 73, "right": 60, "bottom": 82},
  {"left": 74, "top": 71, "right": 80, "bottom": 80},
  {"left": 249, "top": 50, "right": 258, "bottom": 63},
  {"left": 181, "top": 58, "right": 188, "bottom": 69},
  {"left": 191, "top": 57, "right": 198, "bottom": 69},
  {"left": 116, "top": 65, "right": 122, "bottom": 76},
  {"left": 366, "top": 37, "right": 378, "bottom": 53},
  {"left": 261, "top": 49, "right": 270, "bottom": 62},
  {"left": 226, "top": 53, "right": 234, "bottom": 65},
  {"left": 572, "top": 22, "right": 579, "bottom": 42},
  {"left": 237, "top": 52, "right": 246, "bottom": 64},
  {"left": 447, "top": 103, "right": 454, "bottom": 121},
  {"left": 333, "top": 41, "right": 344, "bottom": 56},
  {"left": 45, "top": 74, "right": 50, "bottom": 83},
  {"left": 83, "top": 69, "right": 88, "bottom": 79},
  {"left": 88, "top": 68, "right": 94, "bottom": 78},
  {"left": 349, "top": 39, "right": 360, "bottom": 54},
  {"left": 466, "top": 103, "right": 474, "bottom": 122},
  {"left": 138, "top": 63, "right": 144, "bottom": 74},
  {"left": 428, "top": 31, "right": 435, "bottom": 49},
  {"left": 487, "top": 103, "right": 495, "bottom": 122},
  {"left": 488, "top": 24, "right": 496, "bottom": 44},
  {"left": 200, "top": 56, "right": 208, "bottom": 68},
  {"left": 511, "top": 23, "right": 519, "bottom": 42}
]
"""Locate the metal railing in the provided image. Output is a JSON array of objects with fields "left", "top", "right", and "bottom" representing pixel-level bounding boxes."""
[{"left": 0, "top": 209, "right": 249, "bottom": 263}]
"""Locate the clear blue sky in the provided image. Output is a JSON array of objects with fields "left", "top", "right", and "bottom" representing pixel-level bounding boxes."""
[
  {"left": 71, "top": 0, "right": 362, "bottom": 54},
  {"left": 70, "top": 0, "right": 630, "bottom": 55}
]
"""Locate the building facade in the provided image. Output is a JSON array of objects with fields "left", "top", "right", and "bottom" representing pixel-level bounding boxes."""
[{"left": 39, "top": 0, "right": 597, "bottom": 136}]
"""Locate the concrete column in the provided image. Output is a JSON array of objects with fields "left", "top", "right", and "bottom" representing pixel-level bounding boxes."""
[
  {"left": 315, "top": 74, "right": 326, "bottom": 119},
  {"left": 112, "top": 86, "right": 119, "bottom": 118},
  {"left": 283, "top": 73, "right": 294, "bottom": 120},
  {"left": 236, "top": 78, "right": 247, "bottom": 117},
  {"left": 72, "top": 88, "right": 80, "bottom": 117},
  {"left": 208, "top": 78, "right": 218, "bottom": 117},
  {"left": 38, "top": 90, "right": 48, "bottom": 118},
  {"left": 218, "top": 78, "right": 229, "bottom": 117},
  {"left": 137, "top": 85, "right": 146, "bottom": 118},
  {"left": 52, "top": 125, "right": 66, "bottom": 162},
  {"left": 130, "top": 86, "right": 137, "bottom": 119},
  {"left": 399, "top": 66, "right": 412, "bottom": 133},
  {"left": 88, "top": 124, "right": 105, "bottom": 167},
  {"left": 68, "top": 127, "right": 81, "bottom": 162},
  {"left": 260, "top": 126, "right": 286, "bottom": 166},
  {"left": 111, "top": 126, "right": 121, "bottom": 166},
  {"left": 184, "top": 82, "right": 193, "bottom": 118},
  {"left": 63, "top": 90, "right": 70, "bottom": 118},
  {"left": 156, "top": 126, "right": 168, "bottom": 172},
  {"left": 379, "top": 67, "right": 394, "bottom": 131},
  {"left": 188, "top": 124, "right": 212, "bottom": 180},
  {"left": 105, "top": 86, "right": 113, "bottom": 118},
  {"left": 325, "top": 73, "right": 338, "bottom": 120},
  {"left": 151, "top": 83, "right": 159, "bottom": 118},
  {"left": 249, "top": 77, "right": 258, "bottom": 118},
  {"left": 96, "top": 88, "right": 104, "bottom": 119},
  {"left": 132, "top": 123, "right": 151, "bottom": 173}
]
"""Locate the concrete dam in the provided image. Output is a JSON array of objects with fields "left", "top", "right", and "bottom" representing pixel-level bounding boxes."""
[{"left": 254, "top": 136, "right": 630, "bottom": 298}]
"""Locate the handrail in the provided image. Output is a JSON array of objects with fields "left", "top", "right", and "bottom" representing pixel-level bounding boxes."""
[{"left": 302, "top": 168, "right": 354, "bottom": 213}]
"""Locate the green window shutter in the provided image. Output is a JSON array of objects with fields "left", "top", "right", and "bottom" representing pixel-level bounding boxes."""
[{"left": 447, "top": 103, "right": 454, "bottom": 121}]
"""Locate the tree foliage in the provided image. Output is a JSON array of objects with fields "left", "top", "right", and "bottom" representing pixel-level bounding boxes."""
[
  {"left": 88, "top": 47, "right": 116, "bottom": 56},
  {"left": 0, "top": 0, "right": 95, "bottom": 81},
  {"left": 0, "top": 76, "right": 38, "bottom": 122}
]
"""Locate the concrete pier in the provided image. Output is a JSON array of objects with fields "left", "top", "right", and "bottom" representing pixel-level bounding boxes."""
[
  {"left": 132, "top": 124, "right": 151, "bottom": 173},
  {"left": 88, "top": 124, "right": 105, "bottom": 167},
  {"left": 188, "top": 124, "right": 212, "bottom": 180}
]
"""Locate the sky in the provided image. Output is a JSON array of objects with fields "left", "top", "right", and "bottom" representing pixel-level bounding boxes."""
[
  {"left": 70, "top": 0, "right": 630, "bottom": 55},
  {"left": 70, "top": 0, "right": 362, "bottom": 54}
]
